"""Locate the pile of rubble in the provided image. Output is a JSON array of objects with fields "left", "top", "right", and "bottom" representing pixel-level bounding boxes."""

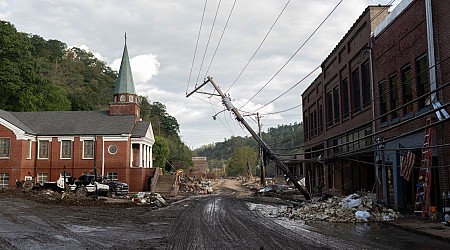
[
  {"left": 131, "top": 192, "right": 167, "bottom": 207},
  {"left": 179, "top": 178, "right": 214, "bottom": 195},
  {"left": 278, "top": 193, "right": 400, "bottom": 223}
]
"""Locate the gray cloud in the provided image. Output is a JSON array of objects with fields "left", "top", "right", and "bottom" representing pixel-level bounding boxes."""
[{"left": 1, "top": 0, "right": 397, "bottom": 148}]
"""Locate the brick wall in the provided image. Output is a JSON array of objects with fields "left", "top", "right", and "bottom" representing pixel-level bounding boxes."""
[{"left": 373, "top": 0, "right": 429, "bottom": 138}]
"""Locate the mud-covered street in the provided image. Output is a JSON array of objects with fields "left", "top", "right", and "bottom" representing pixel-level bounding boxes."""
[{"left": 0, "top": 179, "right": 449, "bottom": 249}]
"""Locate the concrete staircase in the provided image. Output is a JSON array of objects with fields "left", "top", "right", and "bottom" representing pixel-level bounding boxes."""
[{"left": 153, "top": 175, "right": 178, "bottom": 197}]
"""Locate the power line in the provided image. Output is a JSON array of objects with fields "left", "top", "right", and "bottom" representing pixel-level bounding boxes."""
[
  {"left": 247, "top": 0, "right": 394, "bottom": 113},
  {"left": 226, "top": 0, "right": 291, "bottom": 93},
  {"left": 240, "top": 0, "right": 343, "bottom": 110},
  {"left": 186, "top": 0, "right": 209, "bottom": 95},
  {"left": 194, "top": 0, "right": 222, "bottom": 87},
  {"left": 205, "top": 0, "right": 237, "bottom": 77}
]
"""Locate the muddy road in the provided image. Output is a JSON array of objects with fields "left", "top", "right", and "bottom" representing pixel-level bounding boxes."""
[{"left": 0, "top": 180, "right": 449, "bottom": 249}]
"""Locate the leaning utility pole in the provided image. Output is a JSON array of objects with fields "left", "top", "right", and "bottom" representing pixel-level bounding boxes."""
[
  {"left": 187, "top": 76, "right": 311, "bottom": 200},
  {"left": 256, "top": 112, "right": 266, "bottom": 186}
]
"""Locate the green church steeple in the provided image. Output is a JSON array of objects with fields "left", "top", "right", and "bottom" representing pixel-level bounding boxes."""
[
  {"left": 109, "top": 33, "right": 140, "bottom": 118},
  {"left": 115, "top": 33, "right": 136, "bottom": 95}
]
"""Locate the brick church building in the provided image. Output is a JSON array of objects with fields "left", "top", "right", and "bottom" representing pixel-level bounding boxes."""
[{"left": 0, "top": 40, "right": 157, "bottom": 192}]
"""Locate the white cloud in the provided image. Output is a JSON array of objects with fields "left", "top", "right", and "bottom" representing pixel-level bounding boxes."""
[{"left": 110, "top": 53, "right": 160, "bottom": 84}]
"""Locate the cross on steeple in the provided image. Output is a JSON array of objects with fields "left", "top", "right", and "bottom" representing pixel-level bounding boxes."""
[{"left": 124, "top": 32, "right": 127, "bottom": 45}]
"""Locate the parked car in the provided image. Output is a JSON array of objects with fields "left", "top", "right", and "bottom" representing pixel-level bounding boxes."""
[{"left": 106, "top": 180, "right": 129, "bottom": 196}]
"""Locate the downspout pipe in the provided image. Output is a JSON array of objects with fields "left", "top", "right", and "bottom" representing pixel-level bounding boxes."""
[{"left": 425, "top": 0, "right": 437, "bottom": 102}]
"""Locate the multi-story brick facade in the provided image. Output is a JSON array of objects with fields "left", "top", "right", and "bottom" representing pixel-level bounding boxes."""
[
  {"left": 0, "top": 41, "right": 156, "bottom": 192},
  {"left": 373, "top": 0, "right": 450, "bottom": 211},
  {"left": 302, "top": 6, "right": 389, "bottom": 197}
]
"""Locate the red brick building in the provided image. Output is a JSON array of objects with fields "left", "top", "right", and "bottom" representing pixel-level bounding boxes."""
[
  {"left": 302, "top": 6, "right": 389, "bottom": 197},
  {"left": 372, "top": 0, "right": 450, "bottom": 211},
  {"left": 0, "top": 41, "right": 156, "bottom": 192}
]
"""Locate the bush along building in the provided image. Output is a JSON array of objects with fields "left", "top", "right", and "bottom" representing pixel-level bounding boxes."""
[
  {"left": 0, "top": 39, "right": 156, "bottom": 192},
  {"left": 302, "top": 0, "right": 450, "bottom": 216}
]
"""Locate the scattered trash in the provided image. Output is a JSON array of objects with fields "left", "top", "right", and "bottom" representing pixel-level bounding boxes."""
[{"left": 131, "top": 192, "right": 167, "bottom": 207}]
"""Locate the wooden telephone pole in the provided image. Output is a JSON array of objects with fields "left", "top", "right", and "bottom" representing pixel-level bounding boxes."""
[{"left": 187, "top": 76, "right": 311, "bottom": 200}]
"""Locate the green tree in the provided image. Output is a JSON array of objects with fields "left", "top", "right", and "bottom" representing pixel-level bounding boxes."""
[
  {"left": 153, "top": 136, "right": 169, "bottom": 168},
  {"left": 227, "top": 146, "right": 258, "bottom": 176},
  {"left": 0, "top": 21, "right": 71, "bottom": 111}
]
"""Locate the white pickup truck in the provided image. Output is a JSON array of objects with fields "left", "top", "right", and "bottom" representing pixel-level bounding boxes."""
[
  {"left": 69, "top": 174, "right": 111, "bottom": 196},
  {"left": 22, "top": 173, "right": 111, "bottom": 196}
]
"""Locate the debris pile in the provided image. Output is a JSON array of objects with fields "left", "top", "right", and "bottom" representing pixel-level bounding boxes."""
[
  {"left": 131, "top": 192, "right": 167, "bottom": 207},
  {"left": 278, "top": 193, "right": 400, "bottom": 223},
  {"left": 179, "top": 177, "right": 214, "bottom": 194}
]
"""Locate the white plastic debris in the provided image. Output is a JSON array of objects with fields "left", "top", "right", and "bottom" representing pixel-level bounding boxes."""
[{"left": 355, "top": 211, "right": 371, "bottom": 221}]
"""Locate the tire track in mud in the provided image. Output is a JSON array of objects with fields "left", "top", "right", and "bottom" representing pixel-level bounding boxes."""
[
  {"left": 0, "top": 199, "right": 108, "bottom": 249},
  {"left": 166, "top": 188, "right": 339, "bottom": 250}
]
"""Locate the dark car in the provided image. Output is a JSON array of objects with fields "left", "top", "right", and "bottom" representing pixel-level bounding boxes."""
[{"left": 107, "top": 180, "right": 129, "bottom": 196}]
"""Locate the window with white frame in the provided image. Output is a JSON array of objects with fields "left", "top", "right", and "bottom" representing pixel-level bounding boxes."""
[
  {"left": 37, "top": 173, "right": 48, "bottom": 184},
  {"left": 61, "top": 140, "right": 72, "bottom": 159},
  {"left": 26, "top": 140, "right": 32, "bottom": 159},
  {"left": 83, "top": 140, "right": 94, "bottom": 159},
  {"left": 107, "top": 172, "right": 118, "bottom": 180},
  {"left": 0, "top": 173, "right": 9, "bottom": 188},
  {"left": 38, "top": 140, "right": 49, "bottom": 159},
  {"left": 0, "top": 138, "right": 10, "bottom": 158}
]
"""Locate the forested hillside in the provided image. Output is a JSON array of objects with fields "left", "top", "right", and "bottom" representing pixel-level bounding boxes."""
[
  {"left": 194, "top": 122, "right": 303, "bottom": 162},
  {"left": 0, "top": 20, "right": 192, "bottom": 168}
]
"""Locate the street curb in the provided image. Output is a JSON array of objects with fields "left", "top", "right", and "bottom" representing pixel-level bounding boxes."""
[{"left": 382, "top": 221, "right": 450, "bottom": 243}]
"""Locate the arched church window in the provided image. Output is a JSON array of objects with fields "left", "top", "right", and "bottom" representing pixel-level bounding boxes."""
[
  {"left": 120, "top": 95, "right": 126, "bottom": 102},
  {"left": 129, "top": 95, "right": 134, "bottom": 102}
]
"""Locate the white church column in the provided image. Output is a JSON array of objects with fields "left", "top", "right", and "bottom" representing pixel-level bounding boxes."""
[
  {"left": 130, "top": 143, "right": 133, "bottom": 168},
  {"left": 150, "top": 146, "right": 153, "bottom": 168},
  {"left": 139, "top": 143, "right": 143, "bottom": 167}
]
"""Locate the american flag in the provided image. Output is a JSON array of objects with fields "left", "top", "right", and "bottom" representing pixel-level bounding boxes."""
[{"left": 399, "top": 144, "right": 415, "bottom": 181}]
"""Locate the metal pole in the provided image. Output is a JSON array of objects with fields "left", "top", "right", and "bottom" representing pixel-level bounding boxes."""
[
  {"left": 207, "top": 76, "right": 311, "bottom": 199},
  {"left": 257, "top": 113, "right": 266, "bottom": 186}
]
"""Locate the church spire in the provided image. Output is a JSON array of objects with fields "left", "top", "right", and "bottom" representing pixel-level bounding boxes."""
[
  {"left": 109, "top": 34, "right": 140, "bottom": 118},
  {"left": 115, "top": 33, "right": 136, "bottom": 95}
]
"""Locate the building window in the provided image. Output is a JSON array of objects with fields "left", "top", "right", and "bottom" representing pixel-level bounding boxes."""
[
  {"left": 327, "top": 91, "right": 333, "bottom": 127},
  {"left": 379, "top": 80, "right": 388, "bottom": 123},
  {"left": 108, "top": 145, "right": 118, "bottom": 154},
  {"left": 304, "top": 112, "right": 309, "bottom": 141},
  {"left": 310, "top": 109, "right": 317, "bottom": 137},
  {"left": 333, "top": 87, "right": 340, "bottom": 124},
  {"left": 83, "top": 140, "right": 94, "bottom": 159},
  {"left": 402, "top": 66, "right": 413, "bottom": 114},
  {"left": 120, "top": 95, "right": 126, "bottom": 102},
  {"left": 0, "top": 138, "right": 10, "bottom": 158},
  {"left": 129, "top": 95, "right": 134, "bottom": 102},
  {"left": 107, "top": 172, "right": 118, "bottom": 180},
  {"left": 0, "top": 173, "right": 9, "bottom": 188},
  {"left": 26, "top": 140, "right": 32, "bottom": 159},
  {"left": 361, "top": 61, "right": 371, "bottom": 107},
  {"left": 37, "top": 173, "right": 48, "bottom": 185},
  {"left": 61, "top": 140, "right": 72, "bottom": 159},
  {"left": 38, "top": 140, "right": 49, "bottom": 159},
  {"left": 352, "top": 68, "right": 361, "bottom": 113},
  {"left": 342, "top": 78, "right": 349, "bottom": 118},
  {"left": 417, "top": 55, "right": 430, "bottom": 109},
  {"left": 318, "top": 104, "right": 324, "bottom": 133},
  {"left": 390, "top": 75, "right": 399, "bottom": 119}
]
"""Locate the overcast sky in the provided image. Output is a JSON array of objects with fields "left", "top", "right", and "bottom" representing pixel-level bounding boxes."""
[{"left": 0, "top": 0, "right": 398, "bottom": 149}]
